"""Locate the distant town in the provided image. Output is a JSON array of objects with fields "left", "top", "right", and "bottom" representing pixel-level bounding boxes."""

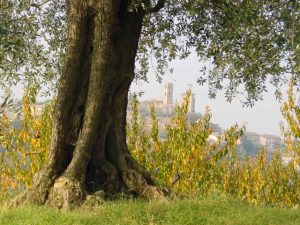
[
  {"left": 1, "top": 82, "right": 288, "bottom": 161},
  {"left": 127, "top": 82, "right": 287, "bottom": 160}
]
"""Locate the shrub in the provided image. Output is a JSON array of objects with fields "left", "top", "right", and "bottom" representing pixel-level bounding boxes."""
[
  {"left": 1, "top": 88, "right": 300, "bottom": 207},
  {"left": 128, "top": 92, "right": 244, "bottom": 195},
  {"left": 128, "top": 90, "right": 300, "bottom": 206},
  {"left": 0, "top": 95, "right": 52, "bottom": 196},
  {"left": 281, "top": 81, "right": 300, "bottom": 160}
]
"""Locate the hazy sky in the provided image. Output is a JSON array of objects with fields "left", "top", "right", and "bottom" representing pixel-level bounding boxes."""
[
  {"left": 130, "top": 55, "right": 284, "bottom": 137},
  {"left": 1, "top": 54, "right": 285, "bottom": 137}
]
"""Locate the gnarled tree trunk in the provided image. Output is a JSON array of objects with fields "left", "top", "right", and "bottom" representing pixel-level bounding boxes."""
[{"left": 11, "top": 0, "right": 165, "bottom": 209}]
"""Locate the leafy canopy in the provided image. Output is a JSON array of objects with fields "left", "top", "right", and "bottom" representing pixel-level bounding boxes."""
[
  {"left": 0, "top": 0, "right": 65, "bottom": 95},
  {"left": 1, "top": 0, "right": 299, "bottom": 105}
]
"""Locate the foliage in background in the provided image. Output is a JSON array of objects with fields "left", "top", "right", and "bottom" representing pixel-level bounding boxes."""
[
  {"left": 128, "top": 92, "right": 300, "bottom": 207},
  {"left": 281, "top": 80, "right": 300, "bottom": 165},
  {"left": 139, "top": 0, "right": 300, "bottom": 105},
  {"left": 1, "top": 91, "right": 300, "bottom": 206},
  {"left": 0, "top": 95, "right": 52, "bottom": 195},
  {"left": 1, "top": 0, "right": 299, "bottom": 104},
  {"left": 220, "top": 150, "right": 300, "bottom": 207},
  {"left": 0, "top": 0, "right": 66, "bottom": 94},
  {"left": 128, "top": 92, "right": 244, "bottom": 194}
]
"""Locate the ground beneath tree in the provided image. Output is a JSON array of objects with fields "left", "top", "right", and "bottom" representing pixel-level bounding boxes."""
[{"left": 1, "top": 195, "right": 299, "bottom": 225}]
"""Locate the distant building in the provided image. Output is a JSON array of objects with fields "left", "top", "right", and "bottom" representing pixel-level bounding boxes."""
[
  {"left": 139, "top": 99, "right": 163, "bottom": 109},
  {"left": 163, "top": 82, "right": 173, "bottom": 106},
  {"left": 259, "top": 134, "right": 282, "bottom": 151},
  {"left": 188, "top": 93, "right": 195, "bottom": 113},
  {"left": 127, "top": 82, "right": 203, "bottom": 138}
]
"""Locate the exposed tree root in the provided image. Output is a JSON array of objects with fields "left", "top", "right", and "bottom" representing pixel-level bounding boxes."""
[{"left": 46, "top": 177, "right": 84, "bottom": 209}]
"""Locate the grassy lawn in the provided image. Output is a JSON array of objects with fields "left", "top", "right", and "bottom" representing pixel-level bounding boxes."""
[{"left": 1, "top": 195, "right": 300, "bottom": 225}]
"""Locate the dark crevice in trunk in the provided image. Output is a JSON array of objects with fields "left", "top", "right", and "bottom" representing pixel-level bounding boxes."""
[
  {"left": 52, "top": 14, "right": 96, "bottom": 177},
  {"left": 119, "top": 0, "right": 130, "bottom": 19}
]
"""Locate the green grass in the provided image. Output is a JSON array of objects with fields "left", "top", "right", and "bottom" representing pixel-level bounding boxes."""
[{"left": 1, "top": 195, "right": 300, "bottom": 225}]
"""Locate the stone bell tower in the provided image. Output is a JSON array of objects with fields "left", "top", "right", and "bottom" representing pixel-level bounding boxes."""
[{"left": 163, "top": 82, "right": 173, "bottom": 105}]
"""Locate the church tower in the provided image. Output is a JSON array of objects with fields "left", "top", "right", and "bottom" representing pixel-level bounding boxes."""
[
  {"left": 163, "top": 82, "right": 173, "bottom": 105},
  {"left": 188, "top": 93, "right": 196, "bottom": 113}
]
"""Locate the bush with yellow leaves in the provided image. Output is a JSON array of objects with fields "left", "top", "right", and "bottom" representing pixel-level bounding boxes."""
[
  {"left": 1, "top": 87, "right": 300, "bottom": 207},
  {"left": 128, "top": 92, "right": 244, "bottom": 195},
  {"left": 128, "top": 90, "right": 300, "bottom": 206},
  {"left": 0, "top": 95, "right": 52, "bottom": 196},
  {"left": 281, "top": 81, "right": 300, "bottom": 161}
]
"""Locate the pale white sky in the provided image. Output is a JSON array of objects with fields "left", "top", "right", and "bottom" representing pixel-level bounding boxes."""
[
  {"left": 130, "top": 55, "right": 284, "bottom": 137},
  {"left": 1, "top": 54, "right": 284, "bottom": 137}
]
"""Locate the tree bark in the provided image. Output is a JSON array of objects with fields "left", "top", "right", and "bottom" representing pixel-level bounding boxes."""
[{"left": 11, "top": 0, "right": 166, "bottom": 209}]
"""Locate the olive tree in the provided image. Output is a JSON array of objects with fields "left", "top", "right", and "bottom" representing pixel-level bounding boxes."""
[{"left": 1, "top": 0, "right": 299, "bottom": 208}]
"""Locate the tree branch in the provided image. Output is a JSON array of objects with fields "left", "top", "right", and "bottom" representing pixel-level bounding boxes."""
[
  {"left": 145, "top": 0, "right": 165, "bottom": 13},
  {"left": 0, "top": 95, "right": 10, "bottom": 114}
]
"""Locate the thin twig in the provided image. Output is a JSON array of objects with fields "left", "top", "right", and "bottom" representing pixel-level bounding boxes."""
[{"left": 145, "top": 0, "right": 165, "bottom": 13}]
